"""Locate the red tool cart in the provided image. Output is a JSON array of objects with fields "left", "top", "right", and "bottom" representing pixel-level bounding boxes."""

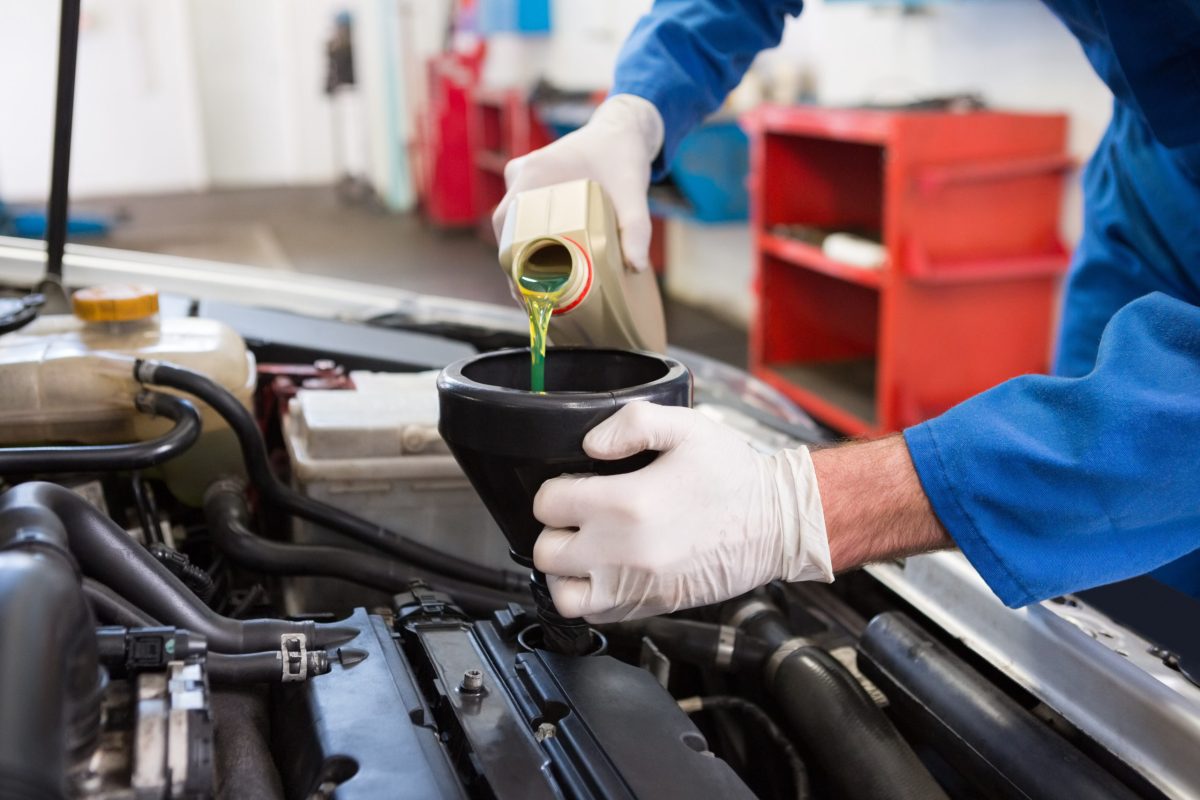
[
  {"left": 418, "top": 52, "right": 483, "bottom": 228},
  {"left": 468, "top": 87, "right": 553, "bottom": 241},
  {"left": 742, "top": 105, "right": 1073, "bottom": 435}
]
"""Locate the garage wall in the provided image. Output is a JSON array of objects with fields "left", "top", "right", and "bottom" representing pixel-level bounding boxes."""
[
  {"left": 0, "top": 0, "right": 407, "bottom": 203},
  {"left": 0, "top": 0, "right": 208, "bottom": 200},
  {"left": 180, "top": 0, "right": 413, "bottom": 206},
  {"left": 187, "top": 0, "right": 376, "bottom": 189},
  {"left": 541, "top": 0, "right": 651, "bottom": 92}
]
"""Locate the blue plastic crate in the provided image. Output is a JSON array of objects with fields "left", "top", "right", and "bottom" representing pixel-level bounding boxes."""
[
  {"left": 668, "top": 121, "right": 749, "bottom": 223},
  {"left": 478, "top": 0, "right": 551, "bottom": 34}
]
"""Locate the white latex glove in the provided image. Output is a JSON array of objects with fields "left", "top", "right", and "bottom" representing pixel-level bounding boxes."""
[
  {"left": 532, "top": 402, "right": 833, "bottom": 623},
  {"left": 491, "top": 94, "right": 664, "bottom": 271}
]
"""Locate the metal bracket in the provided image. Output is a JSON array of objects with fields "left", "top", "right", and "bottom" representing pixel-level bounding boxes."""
[{"left": 640, "top": 636, "right": 671, "bottom": 689}]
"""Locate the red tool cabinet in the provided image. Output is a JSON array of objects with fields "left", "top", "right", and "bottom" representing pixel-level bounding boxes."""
[
  {"left": 742, "top": 105, "right": 1073, "bottom": 435},
  {"left": 418, "top": 53, "right": 483, "bottom": 228},
  {"left": 468, "top": 87, "right": 553, "bottom": 241}
]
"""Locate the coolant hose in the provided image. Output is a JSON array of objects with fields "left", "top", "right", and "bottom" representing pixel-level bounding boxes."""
[
  {"left": 0, "top": 497, "right": 102, "bottom": 800},
  {"left": 137, "top": 360, "right": 525, "bottom": 594},
  {"left": 0, "top": 391, "right": 200, "bottom": 474},
  {"left": 857, "top": 612, "right": 1141, "bottom": 800},
  {"left": 211, "top": 688, "right": 284, "bottom": 800},
  {"left": 0, "top": 483, "right": 356, "bottom": 654},
  {"left": 202, "top": 479, "right": 529, "bottom": 616},
  {"left": 720, "top": 594, "right": 946, "bottom": 798},
  {"left": 678, "top": 695, "right": 809, "bottom": 800},
  {"left": 97, "top": 624, "right": 331, "bottom": 687},
  {"left": 772, "top": 646, "right": 949, "bottom": 800},
  {"left": 722, "top": 595, "right": 794, "bottom": 650},
  {"left": 84, "top": 578, "right": 159, "bottom": 627},
  {"left": 601, "top": 617, "right": 769, "bottom": 673},
  {"left": 208, "top": 650, "right": 330, "bottom": 685}
]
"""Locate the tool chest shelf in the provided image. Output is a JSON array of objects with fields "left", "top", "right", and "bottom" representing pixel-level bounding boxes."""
[
  {"left": 743, "top": 104, "right": 1072, "bottom": 435},
  {"left": 468, "top": 88, "right": 552, "bottom": 242}
]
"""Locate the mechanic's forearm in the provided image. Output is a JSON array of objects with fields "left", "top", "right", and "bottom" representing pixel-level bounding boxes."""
[{"left": 810, "top": 435, "right": 952, "bottom": 572}]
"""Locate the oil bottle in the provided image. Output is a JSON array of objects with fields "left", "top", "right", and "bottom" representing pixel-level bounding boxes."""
[{"left": 499, "top": 178, "right": 667, "bottom": 391}]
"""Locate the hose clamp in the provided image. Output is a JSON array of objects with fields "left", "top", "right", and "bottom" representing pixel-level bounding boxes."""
[
  {"left": 281, "top": 633, "right": 309, "bottom": 683},
  {"left": 725, "top": 599, "right": 773, "bottom": 630},
  {"left": 765, "top": 636, "right": 811, "bottom": 685},
  {"left": 134, "top": 390, "right": 157, "bottom": 415},
  {"left": 0, "top": 527, "right": 68, "bottom": 557},
  {"left": 715, "top": 625, "right": 737, "bottom": 670},
  {"left": 203, "top": 476, "right": 249, "bottom": 505},
  {"left": 134, "top": 359, "right": 158, "bottom": 385}
]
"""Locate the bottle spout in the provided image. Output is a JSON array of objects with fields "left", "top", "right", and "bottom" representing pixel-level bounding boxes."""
[{"left": 511, "top": 236, "right": 590, "bottom": 312}]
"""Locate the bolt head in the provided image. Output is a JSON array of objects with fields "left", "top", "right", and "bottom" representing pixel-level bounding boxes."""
[{"left": 460, "top": 668, "right": 484, "bottom": 694}]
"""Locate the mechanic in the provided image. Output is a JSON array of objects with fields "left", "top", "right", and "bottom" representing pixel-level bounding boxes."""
[{"left": 492, "top": 0, "right": 1200, "bottom": 624}]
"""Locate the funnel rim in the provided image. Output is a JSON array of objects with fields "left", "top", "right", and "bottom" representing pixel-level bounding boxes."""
[{"left": 437, "top": 346, "right": 687, "bottom": 402}]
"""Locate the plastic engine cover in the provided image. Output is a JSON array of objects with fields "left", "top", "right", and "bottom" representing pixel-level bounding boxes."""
[{"left": 272, "top": 594, "right": 754, "bottom": 799}]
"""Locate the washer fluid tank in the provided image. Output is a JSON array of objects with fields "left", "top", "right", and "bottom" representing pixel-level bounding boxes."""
[{"left": 0, "top": 285, "right": 255, "bottom": 504}]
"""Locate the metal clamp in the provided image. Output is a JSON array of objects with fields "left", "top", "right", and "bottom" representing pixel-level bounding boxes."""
[
  {"left": 725, "top": 599, "right": 773, "bottom": 630},
  {"left": 715, "top": 625, "right": 737, "bottom": 670},
  {"left": 280, "top": 633, "right": 308, "bottom": 683},
  {"left": 134, "top": 359, "right": 159, "bottom": 385},
  {"left": 765, "top": 636, "right": 812, "bottom": 684}
]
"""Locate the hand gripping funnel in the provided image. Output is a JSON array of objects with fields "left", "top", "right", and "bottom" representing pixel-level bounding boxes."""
[{"left": 436, "top": 348, "right": 692, "bottom": 568}]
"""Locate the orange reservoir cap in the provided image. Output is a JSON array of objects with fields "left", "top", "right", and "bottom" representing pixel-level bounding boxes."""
[{"left": 72, "top": 285, "right": 160, "bottom": 323}]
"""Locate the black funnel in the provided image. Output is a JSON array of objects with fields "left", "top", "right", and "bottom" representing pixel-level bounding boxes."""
[{"left": 437, "top": 348, "right": 692, "bottom": 567}]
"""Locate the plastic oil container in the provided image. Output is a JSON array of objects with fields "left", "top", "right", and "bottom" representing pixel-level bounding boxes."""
[
  {"left": 498, "top": 178, "right": 668, "bottom": 353},
  {"left": 282, "top": 370, "right": 510, "bottom": 614},
  {"left": 0, "top": 285, "right": 255, "bottom": 504}
]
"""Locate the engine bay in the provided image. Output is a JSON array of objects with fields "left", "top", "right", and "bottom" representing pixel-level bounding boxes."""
[{"left": 0, "top": 277, "right": 1195, "bottom": 800}]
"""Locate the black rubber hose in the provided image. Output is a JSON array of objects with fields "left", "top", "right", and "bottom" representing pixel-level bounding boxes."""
[
  {"left": 772, "top": 646, "right": 948, "bottom": 800},
  {"left": 130, "top": 473, "right": 161, "bottom": 544},
  {"left": 211, "top": 688, "right": 284, "bottom": 800},
  {"left": 202, "top": 479, "right": 529, "bottom": 616},
  {"left": 94, "top": 623, "right": 327, "bottom": 687},
  {"left": 0, "top": 391, "right": 200, "bottom": 475},
  {"left": 858, "top": 612, "right": 1141, "bottom": 800},
  {"left": 149, "top": 543, "right": 217, "bottom": 605},
  {"left": 602, "top": 617, "right": 769, "bottom": 672},
  {"left": 0, "top": 482, "right": 357, "bottom": 654},
  {"left": 208, "top": 651, "right": 330, "bottom": 685},
  {"left": 721, "top": 594, "right": 794, "bottom": 649},
  {"left": 84, "top": 578, "right": 160, "bottom": 627},
  {"left": 680, "top": 696, "right": 809, "bottom": 800},
  {"left": 648, "top": 618, "right": 769, "bottom": 672},
  {"left": 0, "top": 500, "right": 101, "bottom": 800},
  {"left": 138, "top": 360, "right": 526, "bottom": 593}
]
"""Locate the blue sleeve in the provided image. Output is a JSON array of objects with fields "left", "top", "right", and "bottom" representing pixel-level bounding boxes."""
[
  {"left": 904, "top": 292, "right": 1200, "bottom": 607},
  {"left": 611, "top": 0, "right": 803, "bottom": 178}
]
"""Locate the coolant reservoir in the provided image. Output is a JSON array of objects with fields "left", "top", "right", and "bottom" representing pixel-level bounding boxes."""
[{"left": 0, "top": 285, "right": 255, "bottom": 504}]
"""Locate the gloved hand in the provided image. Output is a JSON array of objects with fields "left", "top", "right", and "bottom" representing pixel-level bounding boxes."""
[
  {"left": 532, "top": 402, "right": 833, "bottom": 623},
  {"left": 491, "top": 94, "right": 663, "bottom": 271}
]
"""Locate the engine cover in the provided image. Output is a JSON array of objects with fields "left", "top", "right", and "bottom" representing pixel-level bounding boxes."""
[{"left": 272, "top": 588, "right": 754, "bottom": 799}]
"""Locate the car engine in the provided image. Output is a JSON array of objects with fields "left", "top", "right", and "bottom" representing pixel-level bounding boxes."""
[{"left": 0, "top": 289, "right": 1191, "bottom": 800}]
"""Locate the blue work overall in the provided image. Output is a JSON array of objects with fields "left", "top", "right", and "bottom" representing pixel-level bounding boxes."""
[{"left": 613, "top": 0, "right": 1200, "bottom": 604}]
